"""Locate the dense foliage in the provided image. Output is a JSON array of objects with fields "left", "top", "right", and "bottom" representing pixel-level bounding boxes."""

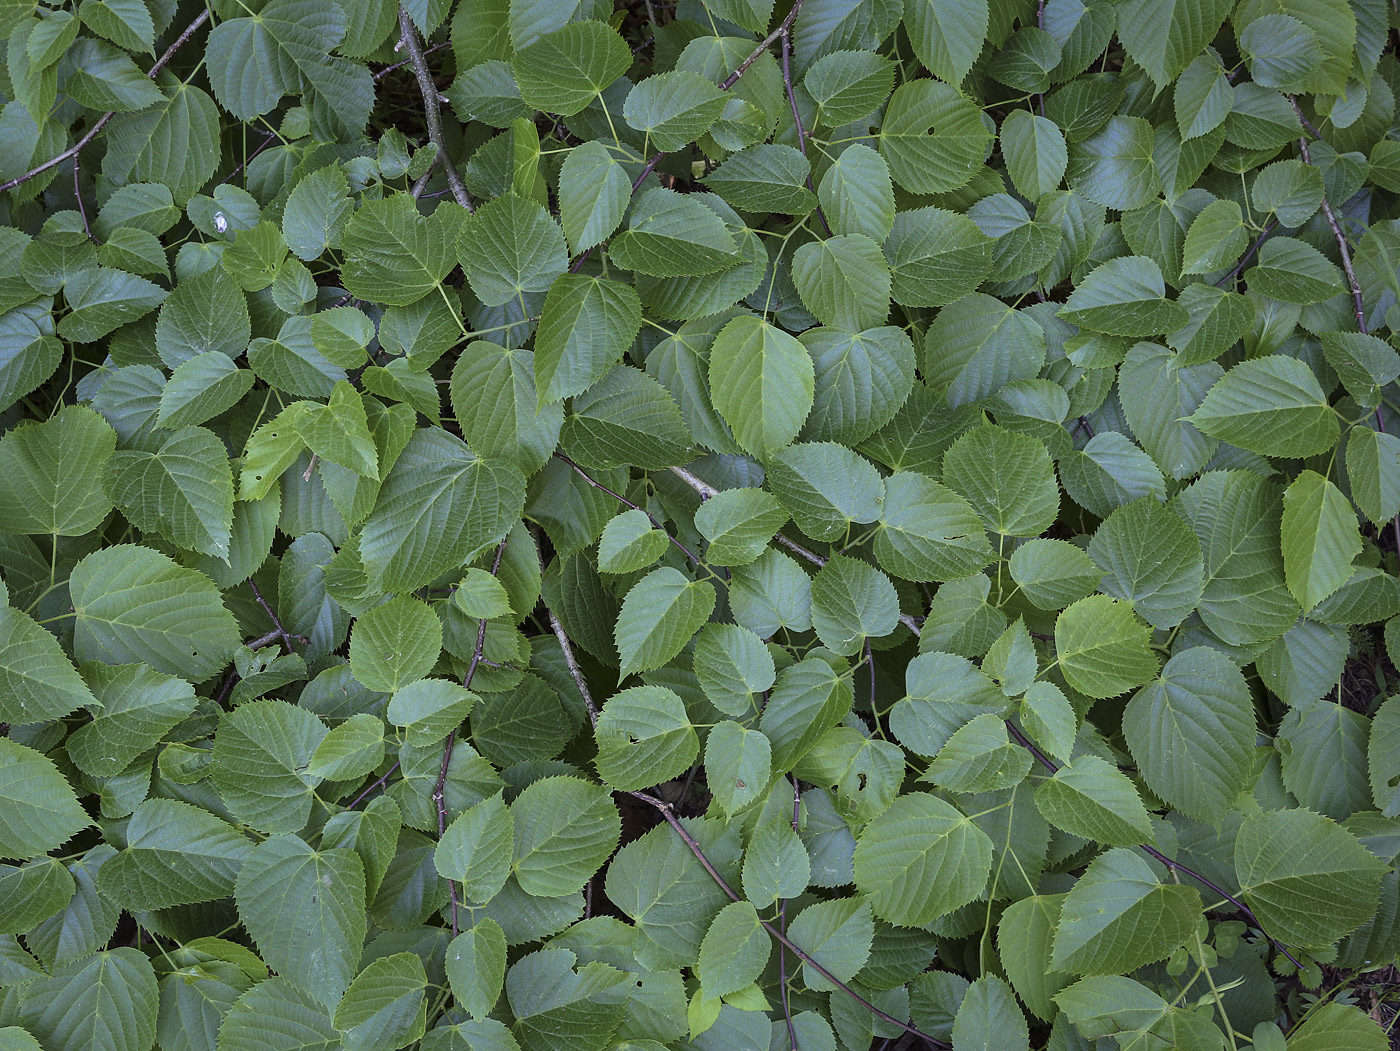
[{"left": 5, "top": 0, "right": 1400, "bottom": 1047}]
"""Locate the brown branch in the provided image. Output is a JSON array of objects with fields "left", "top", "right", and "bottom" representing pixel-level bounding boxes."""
[
  {"left": 719, "top": 0, "right": 806, "bottom": 91},
  {"left": 247, "top": 579, "right": 296, "bottom": 654},
  {"left": 554, "top": 452, "right": 703, "bottom": 564},
  {"left": 347, "top": 760, "right": 400, "bottom": 808},
  {"left": 1215, "top": 220, "right": 1276, "bottom": 288},
  {"left": 0, "top": 9, "right": 211, "bottom": 194},
  {"left": 779, "top": 777, "right": 802, "bottom": 1050},
  {"left": 433, "top": 535, "right": 508, "bottom": 935},
  {"left": 398, "top": 6, "right": 473, "bottom": 212},
  {"left": 1003, "top": 718, "right": 1304, "bottom": 969}
]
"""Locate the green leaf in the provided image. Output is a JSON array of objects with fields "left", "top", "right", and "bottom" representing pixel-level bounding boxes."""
[
  {"left": 349, "top": 595, "right": 444, "bottom": 693},
  {"left": 359, "top": 428, "right": 525, "bottom": 593},
  {"left": 942, "top": 425, "right": 1058, "bottom": 538},
  {"left": 66, "top": 662, "right": 194, "bottom": 777},
  {"left": 708, "top": 315, "right": 815, "bottom": 460},
  {"left": 340, "top": 194, "right": 464, "bottom": 306},
  {"left": 608, "top": 188, "right": 740, "bottom": 278},
  {"left": 694, "top": 488, "right": 788, "bottom": 567},
  {"left": 20, "top": 948, "right": 157, "bottom": 1051},
  {"left": 511, "top": 776, "right": 619, "bottom": 897},
  {"left": 818, "top": 143, "right": 896, "bottom": 242},
  {"left": 1189, "top": 355, "right": 1339, "bottom": 458},
  {"left": 1235, "top": 809, "right": 1386, "bottom": 947},
  {"left": 0, "top": 404, "right": 116, "bottom": 536},
  {"left": 0, "top": 738, "right": 90, "bottom": 860},
  {"left": 792, "top": 234, "right": 890, "bottom": 331},
  {"left": 879, "top": 80, "right": 990, "bottom": 195},
  {"left": 810, "top": 554, "right": 900, "bottom": 655},
  {"left": 1286, "top": 1003, "right": 1389, "bottom": 1051},
  {"left": 296, "top": 381, "right": 379, "bottom": 480},
  {"left": 70, "top": 545, "right": 240, "bottom": 680},
  {"left": 767, "top": 441, "right": 885, "bottom": 541},
  {"left": 998, "top": 895, "right": 1070, "bottom": 1021},
  {"left": 511, "top": 21, "right": 630, "bottom": 116},
  {"left": 886, "top": 209, "right": 993, "bottom": 309},
  {"left": 157, "top": 352, "right": 255, "bottom": 430},
  {"left": 924, "top": 294, "right": 1046, "bottom": 406},
  {"left": 334, "top": 952, "right": 427, "bottom": 1051},
  {"left": 1033, "top": 755, "right": 1155, "bottom": 845},
  {"left": 217, "top": 977, "right": 338, "bottom": 1051},
  {"left": 1281, "top": 470, "right": 1362, "bottom": 613},
  {"left": 705, "top": 719, "right": 771, "bottom": 815},
  {"left": 558, "top": 141, "right": 629, "bottom": 254},
  {"left": 1246, "top": 237, "right": 1344, "bottom": 304},
  {"left": 926, "top": 712, "right": 1032, "bottom": 792},
  {"left": 873, "top": 470, "right": 992, "bottom": 583},
  {"left": 1175, "top": 55, "right": 1233, "bottom": 140},
  {"left": 1181, "top": 199, "right": 1247, "bottom": 276},
  {"left": 697, "top": 901, "right": 770, "bottom": 998},
  {"left": 97, "top": 797, "right": 251, "bottom": 909},
  {"left": 1116, "top": 0, "right": 1233, "bottom": 88},
  {"left": 1123, "top": 647, "right": 1254, "bottom": 823},
  {"left": 1000, "top": 110, "right": 1067, "bottom": 201},
  {"left": 597, "top": 510, "right": 668, "bottom": 575},
  {"left": 212, "top": 699, "right": 327, "bottom": 833},
  {"left": 1054, "top": 595, "right": 1158, "bottom": 699},
  {"left": 107, "top": 425, "right": 235, "bottom": 558},
  {"left": 283, "top": 164, "right": 353, "bottom": 262},
  {"left": 853, "top": 792, "right": 993, "bottom": 926},
  {"left": 1009, "top": 538, "right": 1102, "bottom": 611},
  {"left": 623, "top": 71, "right": 726, "bottom": 152},
  {"left": 595, "top": 684, "right": 698, "bottom": 791},
  {"left": 305, "top": 712, "right": 384, "bottom": 782},
  {"left": 1088, "top": 498, "right": 1202, "bottom": 629},
  {"left": 904, "top": 0, "right": 988, "bottom": 86},
  {"left": 436, "top": 792, "right": 513, "bottom": 902},
  {"left": 446, "top": 921, "right": 508, "bottom": 1019},
  {"left": 534, "top": 274, "right": 642, "bottom": 405},
  {"left": 561, "top": 365, "right": 692, "bottom": 470},
  {"left": 705, "top": 144, "right": 817, "bottom": 216},
  {"left": 951, "top": 976, "right": 1029, "bottom": 1051},
  {"left": 1118, "top": 342, "right": 1221, "bottom": 480},
  {"left": 236, "top": 835, "right": 367, "bottom": 1010},
  {"left": 450, "top": 341, "right": 562, "bottom": 476},
  {"left": 787, "top": 896, "right": 873, "bottom": 992},
  {"left": 0, "top": 604, "right": 97, "bottom": 727},
  {"left": 1051, "top": 848, "right": 1200, "bottom": 974},
  {"left": 614, "top": 567, "right": 716, "bottom": 679},
  {"left": 0, "top": 857, "right": 74, "bottom": 937},
  {"left": 1059, "top": 256, "right": 1188, "bottom": 336}
]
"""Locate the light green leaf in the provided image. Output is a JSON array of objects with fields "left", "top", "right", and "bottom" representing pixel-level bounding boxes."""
[
  {"left": 597, "top": 510, "right": 669, "bottom": 575},
  {"left": 1009, "top": 538, "right": 1102, "bottom": 611},
  {"left": 608, "top": 188, "right": 740, "bottom": 278},
  {"left": 235, "top": 834, "right": 367, "bottom": 1010},
  {"left": 1000, "top": 110, "right": 1067, "bottom": 201},
  {"left": 157, "top": 352, "right": 255, "bottom": 430},
  {"left": 359, "top": 429, "right": 525, "bottom": 593},
  {"left": 212, "top": 699, "right": 327, "bottom": 834},
  {"left": 511, "top": 21, "right": 629, "bottom": 116},
  {"left": 1189, "top": 355, "right": 1339, "bottom": 458},
  {"left": 614, "top": 567, "right": 716, "bottom": 679},
  {"left": 1281, "top": 470, "right": 1361, "bottom": 614},
  {"left": 283, "top": 164, "right": 353, "bottom": 262},
  {"left": 708, "top": 315, "right": 814, "bottom": 460},
  {"left": 107, "top": 425, "right": 235, "bottom": 558},
  {"left": 904, "top": 0, "right": 988, "bottom": 86},
  {"left": 623, "top": 71, "right": 726, "bottom": 152},
  {"left": 1088, "top": 498, "right": 1202, "bottom": 629},
  {"left": 296, "top": 381, "right": 379, "bottom": 480},
  {"left": 951, "top": 976, "right": 1029, "bottom": 1051},
  {"left": 923, "top": 294, "right": 1046, "bottom": 406},
  {"left": 853, "top": 792, "right": 993, "bottom": 926},
  {"left": 879, "top": 80, "right": 990, "bottom": 195},
  {"left": 459, "top": 192, "right": 566, "bottom": 307},
  {"left": 0, "top": 738, "right": 91, "bottom": 861},
  {"left": 561, "top": 365, "right": 692, "bottom": 470},
  {"left": 873, "top": 470, "right": 992, "bottom": 583},
  {"left": 1235, "top": 809, "right": 1386, "bottom": 947},
  {"left": 1116, "top": 0, "right": 1234, "bottom": 88},
  {"left": 340, "top": 194, "right": 465, "bottom": 306},
  {"left": 694, "top": 488, "right": 788, "bottom": 567},
  {"left": 767, "top": 441, "right": 885, "bottom": 541},
  {"left": 705, "top": 719, "right": 771, "bottom": 815},
  {"left": 818, "top": 143, "right": 896, "bottom": 242},
  {"left": 705, "top": 144, "right": 816, "bottom": 216},
  {"left": 436, "top": 792, "right": 513, "bottom": 903},
  {"left": 1180, "top": 199, "right": 1247, "bottom": 276},
  {"left": 349, "top": 595, "right": 444, "bottom": 693},
  {"left": 305, "top": 712, "right": 384, "bottom": 782},
  {"left": 534, "top": 274, "right": 642, "bottom": 405},
  {"left": 334, "top": 953, "right": 427, "bottom": 1051},
  {"left": 66, "top": 662, "right": 194, "bottom": 777},
  {"left": 70, "top": 545, "right": 240, "bottom": 680},
  {"left": 697, "top": 901, "right": 770, "bottom": 999},
  {"left": 1059, "top": 256, "right": 1188, "bottom": 337},
  {"left": 511, "top": 776, "right": 619, "bottom": 897},
  {"left": 942, "top": 425, "right": 1058, "bottom": 538},
  {"left": 787, "top": 897, "right": 873, "bottom": 992},
  {"left": 792, "top": 234, "right": 890, "bottom": 331},
  {"left": 0, "top": 605, "right": 97, "bottom": 727},
  {"left": 810, "top": 554, "right": 900, "bottom": 655},
  {"left": 998, "top": 895, "right": 1070, "bottom": 1022},
  {"left": 595, "top": 684, "right": 698, "bottom": 791},
  {"left": 1054, "top": 595, "right": 1158, "bottom": 699},
  {"left": 447, "top": 921, "right": 508, "bottom": 1019},
  {"left": 0, "top": 404, "right": 116, "bottom": 536},
  {"left": 558, "top": 141, "right": 630, "bottom": 254},
  {"left": 1050, "top": 848, "right": 1200, "bottom": 974},
  {"left": 1033, "top": 755, "right": 1155, "bottom": 845},
  {"left": 450, "top": 341, "right": 562, "bottom": 476}
]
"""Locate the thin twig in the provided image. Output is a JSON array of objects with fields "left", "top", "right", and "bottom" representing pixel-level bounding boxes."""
[
  {"left": 247, "top": 579, "right": 296, "bottom": 654},
  {"left": 433, "top": 536, "right": 508, "bottom": 935},
  {"left": 374, "top": 41, "right": 447, "bottom": 80},
  {"left": 0, "top": 9, "right": 210, "bottom": 194},
  {"left": 779, "top": 24, "right": 831, "bottom": 235},
  {"left": 548, "top": 607, "right": 600, "bottom": 726},
  {"left": 221, "top": 129, "right": 279, "bottom": 185},
  {"left": 73, "top": 153, "right": 94, "bottom": 243},
  {"left": 718, "top": 0, "right": 806, "bottom": 90},
  {"left": 398, "top": 7, "right": 473, "bottom": 212},
  {"left": 629, "top": 789, "right": 949, "bottom": 1050},
  {"left": 554, "top": 452, "right": 702, "bottom": 564},
  {"left": 1003, "top": 718, "right": 1304, "bottom": 969},
  {"left": 1216, "top": 220, "right": 1276, "bottom": 287},
  {"left": 348, "top": 760, "right": 400, "bottom": 808},
  {"left": 779, "top": 777, "right": 802, "bottom": 1050},
  {"left": 568, "top": 152, "right": 664, "bottom": 273}
]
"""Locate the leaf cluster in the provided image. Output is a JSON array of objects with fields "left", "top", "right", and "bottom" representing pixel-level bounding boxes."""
[{"left": 2, "top": 0, "right": 1400, "bottom": 1049}]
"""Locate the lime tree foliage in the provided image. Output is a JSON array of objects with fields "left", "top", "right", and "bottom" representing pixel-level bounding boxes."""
[{"left": 6, "top": 0, "right": 1400, "bottom": 1049}]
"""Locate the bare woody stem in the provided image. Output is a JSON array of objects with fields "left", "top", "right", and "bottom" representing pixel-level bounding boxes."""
[
  {"left": 1002, "top": 719, "right": 1305, "bottom": 970},
  {"left": 0, "top": 9, "right": 211, "bottom": 194},
  {"left": 779, "top": 20, "right": 832, "bottom": 235},
  {"left": 433, "top": 535, "right": 508, "bottom": 935},
  {"left": 398, "top": 6, "right": 474, "bottom": 212},
  {"left": 247, "top": 579, "right": 296, "bottom": 654}
]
